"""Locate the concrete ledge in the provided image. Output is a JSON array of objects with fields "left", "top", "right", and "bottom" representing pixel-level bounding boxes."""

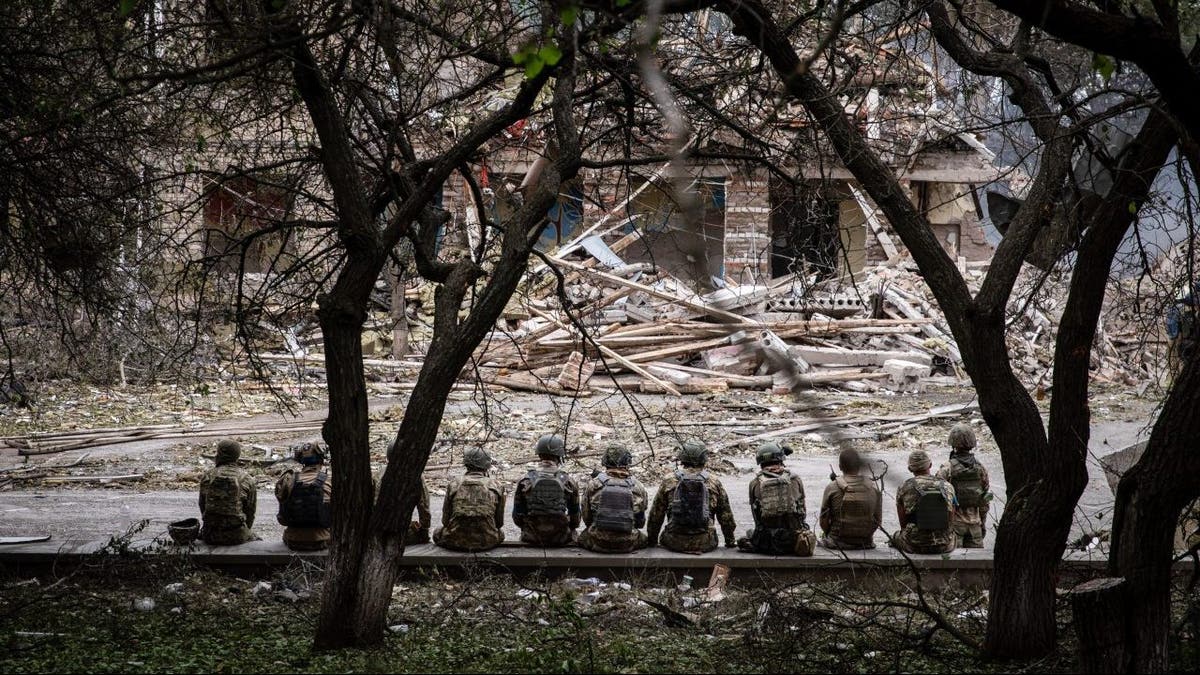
[{"left": 0, "top": 536, "right": 1142, "bottom": 578}]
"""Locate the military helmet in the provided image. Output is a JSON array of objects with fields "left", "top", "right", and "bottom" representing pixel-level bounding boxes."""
[
  {"left": 293, "top": 441, "right": 326, "bottom": 465},
  {"left": 755, "top": 442, "right": 791, "bottom": 466},
  {"left": 908, "top": 449, "right": 932, "bottom": 472},
  {"left": 534, "top": 433, "right": 566, "bottom": 458},
  {"left": 167, "top": 517, "right": 200, "bottom": 545},
  {"left": 215, "top": 439, "right": 242, "bottom": 465},
  {"left": 602, "top": 445, "right": 633, "bottom": 468},
  {"left": 463, "top": 446, "right": 493, "bottom": 471},
  {"left": 948, "top": 423, "right": 976, "bottom": 450},
  {"left": 676, "top": 439, "right": 708, "bottom": 466}
]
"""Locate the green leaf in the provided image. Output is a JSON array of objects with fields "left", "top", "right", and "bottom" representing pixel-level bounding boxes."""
[
  {"left": 118, "top": 0, "right": 138, "bottom": 16},
  {"left": 1092, "top": 53, "right": 1115, "bottom": 82},
  {"left": 1128, "top": 200, "right": 1139, "bottom": 215},
  {"left": 616, "top": 0, "right": 632, "bottom": 6},
  {"left": 559, "top": 6, "right": 579, "bottom": 26},
  {"left": 524, "top": 56, "right": 545, "bottom": 79},
  {"left": 538, "top": 43, "right": 562, "bottom": 66}
]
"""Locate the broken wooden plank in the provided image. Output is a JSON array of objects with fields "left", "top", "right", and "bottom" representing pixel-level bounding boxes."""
[
  {"left": 790, "top": 346, "right": 933, "bottom": 367},
  {"left": 529, "top": 307, "right": 682, "bottom": 396},
  {"left": 640, "top": 378, "right": 729, "bottom": 394},
  {"left": 41, "top": 474, "right": 144, "bottom": 484},
  {"left": 554, "top": 259, "right": 754, "bottom": 325},
  {"left": 640, "top": 362, "right": 773, "bottom": 389},
  {"left": 849, "top": 183, "right": 899, "bottom": 259}
]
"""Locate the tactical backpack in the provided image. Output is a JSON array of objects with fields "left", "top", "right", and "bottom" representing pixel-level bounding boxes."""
[
  {"left": 279, "top": 470, "right": 331, "bottom": 528},
  {"left": 525, "top": 470, "right": 568, "bottom": 517},
  {"left": 592, "top": 474, "right": 635, "bottom": 533},
  {"left": 452, "top": 475, "right": 498, "bottom": 520},
  {"left": 949, "top": 456, "right": 984, "bottom": 508},
  {"left": 835, "top": 478, "right": 876, "bottom": 541},
  {"left": 670, "top": 470, "right": 711, "bottom": 531},
  {"left": 756, "top": 471, "right": 798, "bottom": 522},
  {"left": 204, "top": 468, "right": 244, "bottom": 519},
  {"left": 912, "top": 480, "right": 951, "bottom": 531}
]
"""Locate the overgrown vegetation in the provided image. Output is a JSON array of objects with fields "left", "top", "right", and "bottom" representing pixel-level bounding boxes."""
[{"left": 4, "top": 555, "right": 1197, "bottom": 674}]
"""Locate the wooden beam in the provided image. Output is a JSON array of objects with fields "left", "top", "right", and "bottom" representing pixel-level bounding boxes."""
[
  {"left": 529, "top": 307, "right": 682, "bottom": 396},
  {"left": 554, "top": 259, "right": 755, "bottom": 325},
  {"left": 849, "top": 183, "right": 900, "bottom": 259}
]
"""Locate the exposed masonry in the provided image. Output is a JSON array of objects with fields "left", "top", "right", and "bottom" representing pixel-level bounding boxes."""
[{"left": 180, "top": 145, "right": 995, "bottom": 285}]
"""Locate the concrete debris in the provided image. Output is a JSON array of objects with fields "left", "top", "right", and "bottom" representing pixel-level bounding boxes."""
[
  {"left": 230, "top": 233, "right": 1160, "bottom": 397},
  {"left": 562, "top": 577, "right": 603, "bottom": 590}
]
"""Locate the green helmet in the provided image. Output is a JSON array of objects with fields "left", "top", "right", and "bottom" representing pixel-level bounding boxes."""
[
  {"left": 215, "top": 439, "right": 242, "bottom": 465},
  {"left": 908, "top": 449, "right": 932, "bottom": 472},
  {"left": 755, "top": 442, "right": 791, "bottom": 466},
  {"left": 463, "top": 446, "right": 493, "bottom": 471},
  {"left": 948, "top": 423, "right": 976, "bottom": 450},
  {"left": 167, "top": 517, "right": 200, "bottom": 545},
  {"left": 676, "top": 439, "right": 708, "bottom": 467},
  {"left": 535, "top": 433, "right": 566, "bottom": 458},
  {"left": 602, "top": 445, "right": 633, "bottom": 468},
  {"left": 292, "top": 442, "right": 326, "bottom": 465}
]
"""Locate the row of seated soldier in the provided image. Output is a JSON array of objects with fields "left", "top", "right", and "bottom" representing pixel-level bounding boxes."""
[{"left": 195, "top": 426, "right": 992, "bottom": 555}]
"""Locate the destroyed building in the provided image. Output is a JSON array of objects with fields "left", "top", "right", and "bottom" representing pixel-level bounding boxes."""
[{"left": 124, "top": 6, "right": 1165, "bottom": 397}]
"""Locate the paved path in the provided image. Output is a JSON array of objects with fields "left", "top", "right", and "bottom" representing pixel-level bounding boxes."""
[{"left": 0, "top": 418, "right": 1146, "bottom": 550}]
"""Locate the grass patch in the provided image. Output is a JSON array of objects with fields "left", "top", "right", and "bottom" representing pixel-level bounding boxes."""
[{"left": 1, "top": 559, "right": 1179, "bottom": 674}]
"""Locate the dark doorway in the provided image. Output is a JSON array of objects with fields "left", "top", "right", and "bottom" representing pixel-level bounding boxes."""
[{"left": 769, "top": 178, "right": 840, "bottom": 279}]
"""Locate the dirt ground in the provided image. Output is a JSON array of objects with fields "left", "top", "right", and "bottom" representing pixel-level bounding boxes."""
[{"left": 0, "top": 377, "right": 1157, "bottom": 551}]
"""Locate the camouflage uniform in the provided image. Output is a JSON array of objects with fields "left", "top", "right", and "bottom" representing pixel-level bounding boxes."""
[
  {"left": 1166, "top": 290, "right": 1197, "bottom": 381},
  {"left": 647, "top": 469, "right": 737, "bottom": 553},
  {"left": 275, "top": 464, "right": 332, "bottom": 551},
  {"left": 577, "top": 467, "right": 649, "bottom": 553},
  {"left": 407, "top": 480, "right": 433, "bottom": 545},
  {"left": 891, "top": 475, "right": 957, "bottom": 554},
  {"left": 199, "top": 463, "right": 258, "bottom": 546},
  {"left": 818, "top": 474, "right": 882, "bottom": 550},
  {"left": 512, "top": 459, "right": 581, "bottom": 547},
  {"left": 743, "top": 465, "right": 815, "bottom": 556},
  {"left": 433, "top": 470, "right": 506, "bottom": 552},
  {"left": 936, "top": 451, "right": 991, "bottom": 548}
]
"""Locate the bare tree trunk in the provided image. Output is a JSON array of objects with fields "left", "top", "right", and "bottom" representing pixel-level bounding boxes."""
[
  {"left": 314, "top": 292, "right": 386, "bottom": 648},
  {"left": 390, "top": 261, "right": 409, "bottom": 359},
  {"left": 1101, "top": 353, "right": 1200, "bottom": 672},
  {"left": 986, "top": 485, "right": 1080, "bottom": 656}
]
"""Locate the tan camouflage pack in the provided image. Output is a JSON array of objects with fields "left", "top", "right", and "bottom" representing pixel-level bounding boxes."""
[
  {"left": 756, "top": 470, "right": 798, "bottom": 520},
  {"left": 835, "top": 477, "right": 876, "bottom": 541},
  {"left": 452, "top": 475, "right": 498, "bottom": 520},
  {"left": 204, "top": 466, "right": 246, "bottom": 519}
]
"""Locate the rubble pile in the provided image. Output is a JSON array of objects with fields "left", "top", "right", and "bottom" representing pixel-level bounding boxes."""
[
  {"left": 461, "top": 245, "right": 1165, "bottom": 395},
  {"left": 253, "top": 244, "right": 1165, "bottom": 396},
  {"left": 849, "top": 259, "right": 1161, "bottom": 388},
  {"left": 462, "top": 255, "right": 953, "bottom": 397}
]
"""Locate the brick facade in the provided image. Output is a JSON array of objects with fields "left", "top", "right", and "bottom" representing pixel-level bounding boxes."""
[{"left": 722, "top": 169, "right": 771, "bottom": 285}]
